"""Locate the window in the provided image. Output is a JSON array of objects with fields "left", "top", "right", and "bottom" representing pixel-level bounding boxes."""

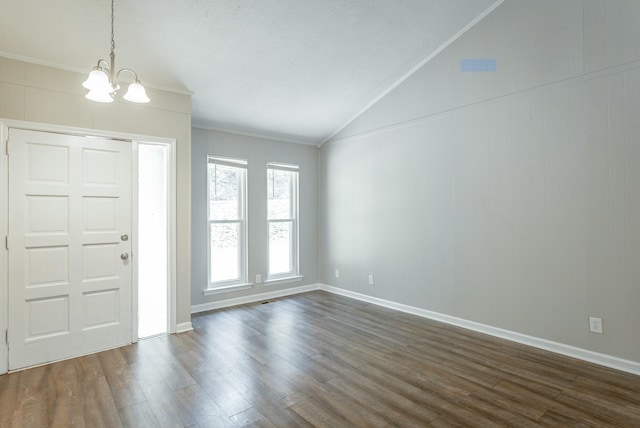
[
  {"left": 267, "top": 163, "right": 299, "bottom": 280},
  {"left": 207, "top": 157, "right": 248, "bottom": 290}
]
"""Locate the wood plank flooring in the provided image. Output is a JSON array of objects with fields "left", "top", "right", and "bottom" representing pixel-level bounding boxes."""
[{"left": 1, "top": 290, "right": 639, "bottom": 427}]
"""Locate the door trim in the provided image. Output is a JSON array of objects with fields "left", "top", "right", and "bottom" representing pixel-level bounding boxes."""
[
  {"left": 0, "top": 122, "right": 8, "bottom": 374},
  {"left": 0, "top": 119, "right": 178, "bottom": 374}
]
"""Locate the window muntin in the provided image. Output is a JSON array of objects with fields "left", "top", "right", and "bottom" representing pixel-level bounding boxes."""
[
  {"left": 267, "top": 163, "right": 299, "bottom": 279},
  {"left": 207, "top": 157, "right": 247, "bottom": 287}
]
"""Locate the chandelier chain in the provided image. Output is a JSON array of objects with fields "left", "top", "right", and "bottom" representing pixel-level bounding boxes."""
[{"left": 110, "top": 0, "right": 115, "bottom": 54}]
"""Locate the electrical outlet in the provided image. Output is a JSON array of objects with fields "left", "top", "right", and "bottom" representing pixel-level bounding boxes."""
[
  {"left": 335, "top": 269, "right": 339, "bottom": 278},
  {"left": 368, "top": 274, "right": 374, "bottom": 285},
  {"left": 589, "top": 316, "right": 603, "bottom": 334},
  {"left": 256, "top": 274, "right": 262, "bottom": 284}
]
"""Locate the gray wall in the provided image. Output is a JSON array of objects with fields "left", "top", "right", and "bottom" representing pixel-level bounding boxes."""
[
  {"left": 320, "top": 0, "right": 640, "bottom": 363},
  {"left": 191, "top": 128, "right": 318, "bottom": 307}
]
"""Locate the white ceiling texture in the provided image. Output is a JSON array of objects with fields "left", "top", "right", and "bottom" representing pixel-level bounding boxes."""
[{"left": 0, "top": 0, "right": 499, "bottom": 144}]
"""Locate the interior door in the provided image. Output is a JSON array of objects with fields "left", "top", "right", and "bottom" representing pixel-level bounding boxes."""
[{"left": 7, "top": 129, "right": 132, "bottom": 370}]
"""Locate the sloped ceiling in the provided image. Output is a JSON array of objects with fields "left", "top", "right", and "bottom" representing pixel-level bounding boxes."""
[{"left": 0, "top": 0, "right": 499, "bottom": 144}]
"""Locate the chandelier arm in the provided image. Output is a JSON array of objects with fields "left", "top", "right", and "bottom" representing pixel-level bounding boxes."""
[
  {"left": 115, "top": 68, "right": 141, "bottom": 84},
  {"left": 94, "top": 59, "right": 111, "bottom": 71}
]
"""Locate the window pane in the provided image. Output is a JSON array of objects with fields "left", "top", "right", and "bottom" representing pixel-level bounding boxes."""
[
  {"left": 210, "top": 222, "right": 240, "bottom": 282},
  {"left": 268, "top": 169, "right": 292, "bottom": 219},
  {"left": 269, "top": 221, "right": 292, "bottom": 275},
  {"left": 209, "top": 164, "right": 241, "bottom": 220}
]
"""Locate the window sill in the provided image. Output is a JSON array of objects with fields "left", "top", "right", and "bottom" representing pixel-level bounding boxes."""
[
  {"left": 263, "top": 275, "right": 304, "bottom": 287},
  {"left": 204, "top": 283, "right": 253, "bottom": 296}
]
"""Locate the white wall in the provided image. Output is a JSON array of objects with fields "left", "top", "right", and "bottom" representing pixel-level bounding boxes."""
[
  {"left": 191, "top": 128, "right": 318, "bottom": 309},
  {"left": 0, "top": 56, "right": 193, "bottom": 342},
  {"left": 320, "top": 0, "right": 640, "bottom": 363}
]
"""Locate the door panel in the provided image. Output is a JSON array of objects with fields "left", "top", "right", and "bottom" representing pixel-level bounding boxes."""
[{"left": 8, "top": 129, "right": 132, "bottom": 370}]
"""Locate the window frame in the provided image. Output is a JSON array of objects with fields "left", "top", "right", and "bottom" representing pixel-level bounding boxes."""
[
  {"left": 206, "top": 156, "right": 249, "bottom": 292},
  {"left": 266, "top": 162, "right": 300, "bottom": 281}
]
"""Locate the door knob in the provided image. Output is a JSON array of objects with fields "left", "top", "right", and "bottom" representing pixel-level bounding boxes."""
[
  {"left": 121, "top": 234, "right": 129, "bottom": 241},
  {"left": 121, "top": 252, "right": 129, "bottom": 260}
]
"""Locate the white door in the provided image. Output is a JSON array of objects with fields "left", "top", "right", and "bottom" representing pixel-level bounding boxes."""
[{"left": 7, "top": 129, "right": 132, "bottom": 370}]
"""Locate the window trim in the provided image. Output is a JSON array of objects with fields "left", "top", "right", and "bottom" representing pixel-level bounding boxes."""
[
  {"left": 206, "top": 156, "right": 249, "bottom": 291},
  {"left": 266, "top": 162, "right": 299, "bottom": 281}
]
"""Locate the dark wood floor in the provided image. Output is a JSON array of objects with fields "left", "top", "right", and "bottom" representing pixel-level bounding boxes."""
[{"left": 1, "top": 291, "right": 639, "bottom": 427}]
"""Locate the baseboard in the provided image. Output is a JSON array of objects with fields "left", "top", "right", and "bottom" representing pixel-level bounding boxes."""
[
  {"left": 191, "top": 283, "right": 322, "bottom": 314},
  {"left": 176, "top": 322, "right": 194, "bottom": 333},
  {"left": 186, "top": 281, "right": 640, "bottom": 376},
  {"left": 319, "top": 284, "right": 640, "bottom": 376}
]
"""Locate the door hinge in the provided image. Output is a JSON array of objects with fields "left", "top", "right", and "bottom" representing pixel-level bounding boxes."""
[
  {"left": 4, "top": 330, "right": 7, "bottom": 345},
  {"left": 5, "top": 140, "right": 8, "bottom": 156},
  {"left": 4, "top": 236, "right": 7, "bottom": 250}
]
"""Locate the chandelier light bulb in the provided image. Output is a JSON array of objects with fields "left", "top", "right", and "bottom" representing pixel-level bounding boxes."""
[
  {"left": 85, "top": 87, "right": 114, "bottom": 103},
  {"left": 82, "top": 68, "right": 110, "bottom": 91},
  {"left": 123, "top": 81, "right": 150, "bottom": 103}
]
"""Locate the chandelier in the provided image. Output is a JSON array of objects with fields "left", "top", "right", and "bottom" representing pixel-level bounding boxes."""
[{"left": 82, "top": 0, "right": 150, "bottom": 103}]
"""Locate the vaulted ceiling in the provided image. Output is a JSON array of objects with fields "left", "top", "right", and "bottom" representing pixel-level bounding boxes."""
[{"left": 0, "top": 0, "right": 499, "bottom": 144}]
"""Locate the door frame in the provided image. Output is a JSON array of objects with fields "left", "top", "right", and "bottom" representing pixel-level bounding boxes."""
[{"left": 0, "top": 119, "right": 178, "bottom": 374}]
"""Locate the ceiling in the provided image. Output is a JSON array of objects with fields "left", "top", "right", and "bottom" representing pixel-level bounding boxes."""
[{"left": 0, "top": 0, "right": 499, "bottom": 144}]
